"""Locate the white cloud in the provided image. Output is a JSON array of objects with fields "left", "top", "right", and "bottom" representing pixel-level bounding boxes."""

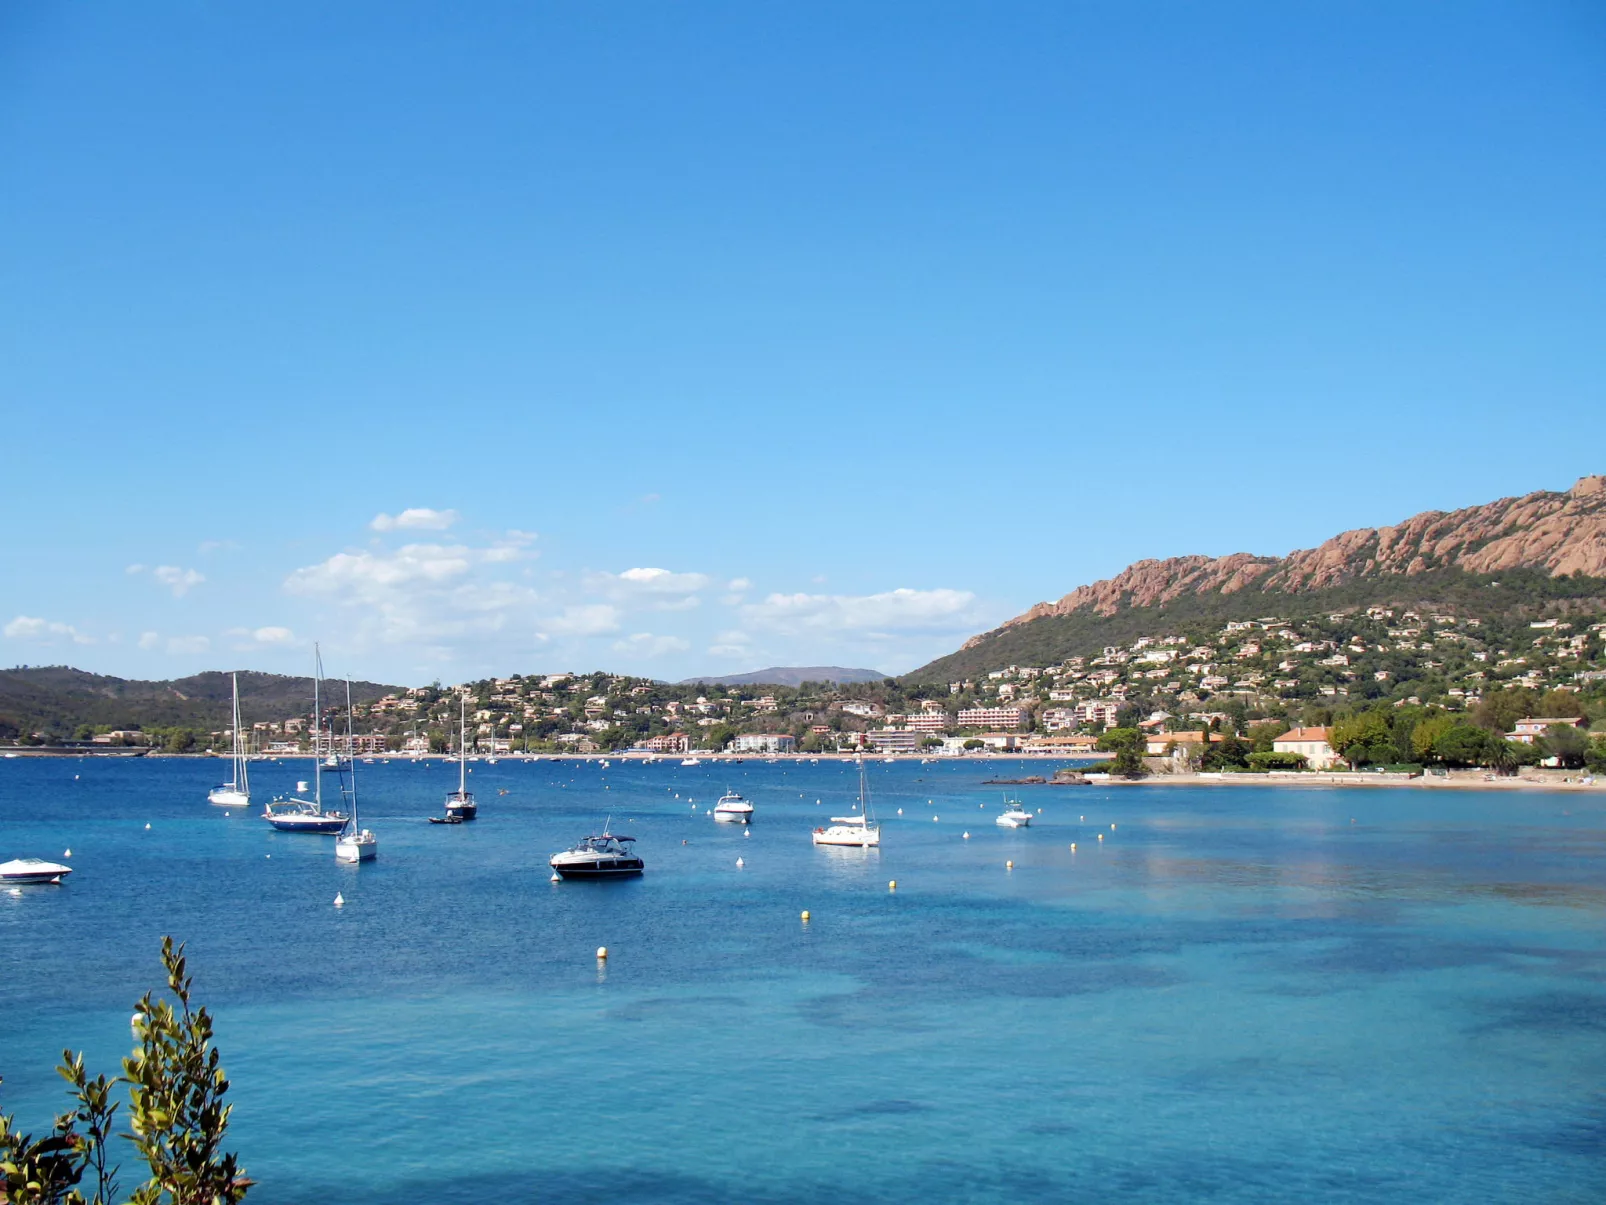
[
  {"left": 707, "top": 629, "right": 754, "bottom": 658},
  {"left": 740, "top": 587, "right": 981, "bottom": 637},
  {"left": 539, "top": 604, "right": 622, "bottom": 637},
  {"left": 165, "top": 635, "right": 211, "bottom": 655},
  {"left": 284, "top": 536, "right": 539, "bottom": 649},
  {"left": 130, "top": 564, "right": 205, "bottom": 597},
  {"left": 611, "top": 632, "right": 691, "bottom": 658},
  {"left": 727, "top": 578, "right": 752, "bottom": 591},
  {"left": 138, "top": 631, "right": 160, "bottom": 650},
  {"left": 228, "top": 625, "right": 296, "bottom": 647},
  {"left": 3, "top": 616, "right": 93, "bottom": 644},
  {"left": 370, "top": 507, "right": 459, "bottom": 532},
  {"left": 592, "top": 567, "right": 711, "bottom": 595}
]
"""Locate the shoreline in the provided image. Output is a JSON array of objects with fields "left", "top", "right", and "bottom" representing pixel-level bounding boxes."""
[{"left": 1101, "top": 770, "right": 1603, "bottom": 793}]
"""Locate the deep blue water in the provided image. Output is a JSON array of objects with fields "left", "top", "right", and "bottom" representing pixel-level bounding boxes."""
[{"left": 3, "top": 756, "right": 1605, "bottom": 1203}]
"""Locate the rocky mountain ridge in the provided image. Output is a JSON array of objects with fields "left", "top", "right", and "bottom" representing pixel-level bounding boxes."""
[{"left": 985, "top": 475, "right": 1606, "bottom": 642}]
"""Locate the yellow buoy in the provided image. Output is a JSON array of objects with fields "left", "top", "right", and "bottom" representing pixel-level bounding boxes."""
[
  {"left": 1070, "top": 843, "right": 1077, "bottom": 850},
  {"left": 1097, "top": 833, "right": 1104, "bottom": 840},
  {"left": 800, "top": 910, "right": 811, "bottom": 921},
  {"left": 1111, "top": 823, "right": 1117, "bottom": 830},
  {"left": 596, "top": 946, "right": 608, "bottom": 960},
  {"left": 888, "top": 880, "right": 897, "bottom": 890}
]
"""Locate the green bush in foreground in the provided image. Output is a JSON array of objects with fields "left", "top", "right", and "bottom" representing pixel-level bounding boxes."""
[{"left": 0, "top": 938, "right": 249, "bottom": 1205}]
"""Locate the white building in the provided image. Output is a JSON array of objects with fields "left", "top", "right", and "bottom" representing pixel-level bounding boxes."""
[
  {"left": 732, "top": 733, "right": 796, "bottom": 754},
  {"left": 1271, "top": 727, "right": 1338, "bottom": 769},
  {"left": 957, "top": 706, "right": 1026, "bottom": 729}
]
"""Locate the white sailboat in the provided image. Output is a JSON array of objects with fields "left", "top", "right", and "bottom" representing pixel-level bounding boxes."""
[
  {"left": 812, "top": 763, "right": 881, "bottom": 847},
  {"left": 442, "top": 695, "right": 477, "bottom": 821},
  {"left": 335, "top": 678, "right": 377, "bottom": 863},
  {"left": 262, "top": 646, "right": 348, "bottom": 833},
  {"left": 207, "top": 672, "right": 251, "bottom": 807}
]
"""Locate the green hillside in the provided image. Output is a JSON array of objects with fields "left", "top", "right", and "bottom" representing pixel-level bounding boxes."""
[
  {"left": 905, "top": 569, "right": 1606, "bottom": 683},
  {"left": 0, "top": 667, "right": 401, "bottom": 742}
]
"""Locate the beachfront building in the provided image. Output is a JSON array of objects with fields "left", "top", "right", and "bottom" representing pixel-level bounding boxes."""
[
  {"left": 1072, "top": 699, "right": 1124, "bottom": 727},
  {"left": 1272, "top": 726, "right": 1337, "bottom": 769},
  {"left": 1507, "top": 716, "right": 1588, "bottom": 744},
  {"left": 1143, "top": 731, "right": 1224, "bottom": 756},
  {"left": 886, "top": 711, "right": 948, "bottom": 733},
  {"left": 957, "top": 706, "right": 1026, "bottom": 729},
  {"left": 868, "top": 728, "right": 922, "bottom": 754},
  {"left": 732, "top": 733, "right": 797, "bottom": 754},
  {"left": 636, "top": 732, "right": 690, "bottom": 754}
]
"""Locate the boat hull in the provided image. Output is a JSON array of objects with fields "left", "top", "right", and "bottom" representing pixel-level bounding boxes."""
[
  {"left": 264, "top": 814, "right": 348, "bottom": 833},
  {"left": 812, "top": 827, "right": 881, "bottom": 847},
  {"left": 207, "top": 788, "right": 249, "bottom": 808},
  {"left": 713, "top": 808, "right": 752, "bottom": 823},
  {"left": 996, "top": 816, "right": 1031, "bottom": 828},
  {"left": 446, "top": 802, "right": 477, "bottom": 820},
  {"left": 335, "top": 832, "right": 378, "bottom": 863},
  {"left": 0, "top": 859, "right": 73, "bottom": 885},
  {"left": 549, "top": 860, "right": 644, "bottom": 879}
]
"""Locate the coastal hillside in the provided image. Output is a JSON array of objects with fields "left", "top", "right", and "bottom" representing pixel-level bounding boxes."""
[
  {"left": 0, "top": 666, "right": 399, "bottom": 742},
  {"left": 909, "top": 476, "right": 1606, "bottom": 682},
  {"left": 678, "top": 666, "right": 887, "bottom": 687}
]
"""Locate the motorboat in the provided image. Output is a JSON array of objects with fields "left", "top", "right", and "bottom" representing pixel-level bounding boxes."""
[
  {"left": 995, "top": 798, "right": 1032, "bottom": 828},
  {"left": 207, "top": 671, "right": 251, "bottom": 807},
  {"left": 0, "top": 858, "right": 73, "bottom": 884},
  {"left": 713, "top": 790, "right": 754, "bottom": 823},
  {"left": 549, "top": 831, "right": 644, "bottom": 880},
  {"left": 263, "top": 647, "right": 349, "bottom": 834},
  {"left": 813, "top": 764, "right": 881, "bottom": 847},
  {"left": 680, "top": 757, "right": 702, "bottom": 767},
  {"left": 427, "top": 814, "right": 463, "bottom": 825}
]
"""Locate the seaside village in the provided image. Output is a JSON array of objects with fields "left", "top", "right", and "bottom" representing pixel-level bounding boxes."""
[{"left": 91, "top": 604, "right": 1606, "bottom": 776}]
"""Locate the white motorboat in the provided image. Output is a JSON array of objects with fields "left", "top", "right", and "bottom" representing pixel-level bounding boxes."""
[
  {"left": 713, "top": 790, "right": 754, "bottom": 823},
  {"left": 441, "top": 696, "right": 477, "bottom": 821},
  {"left": 208, "top": 672, "right": 251, "bottom": 807},
  {"left": 549, "top": 830, "right": 644, "bottom": 879},
  {"left": 263, "top": 647, "right": 348, "bottom": 834},
  {"left": 0, "top": 858, "right": 73, "bottom": 885},
  {"left": 995, "top": 798, "right": 1032, "bottom": 828},
  {"left": 680, "top": 757, "right": 702, "bottom": 767},
  {"left": 334, "top": 678, "right": 378, "bottom": 863},
  {"left": 813, "top": 764, "right": 881, "bottom": 847}
]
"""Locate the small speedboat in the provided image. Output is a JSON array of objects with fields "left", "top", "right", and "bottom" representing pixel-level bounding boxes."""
[
  {"left": 713, "top": 790, "right": 754, "bottom": 823},
  {"left": 0, "top": 858, "right": 73, "bottom": 885},
  {"left": 996, "top": 799, "right": 1032, "bottom": 828},
  {"left": 549, "top": 831, "right": 644, "bottom": 880},
  {"left": 428, "top": 814, "right": 464, "bottom": 825},
  {"left": 680, "top": 758, "right": 702, "bottom": 767}
]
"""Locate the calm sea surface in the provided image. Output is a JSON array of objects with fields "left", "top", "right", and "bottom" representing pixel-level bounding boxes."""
[{"left": 3, "top": 756, "right": 1605, "bottom": 1203}]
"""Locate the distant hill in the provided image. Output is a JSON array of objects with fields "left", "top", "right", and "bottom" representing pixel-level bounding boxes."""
[
  {"left": 0, "top": 666, "right": 401, "bottom": 741},
  {"left": 678, "top": 666, "right": 888, "bottom": 687},
  {"left": 907, "top": 475, "right": 1606, "bottom": 682}
]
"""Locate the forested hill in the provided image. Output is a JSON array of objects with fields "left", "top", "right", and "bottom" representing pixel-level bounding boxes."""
[
  {"left": 0, "top": 667, "right": 400, "bottom": 742},
  {"left": 908, "top": 475, "right": 1606, "bottom": 683}
]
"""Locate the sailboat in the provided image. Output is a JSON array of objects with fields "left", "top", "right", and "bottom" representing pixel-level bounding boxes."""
[
  {"left": 335, "top": 678, "right": 377, "bottom": 863},
  {"left": 440, "top": 694, "right": 477, "bottom": 821},
  {"left": 207, "top": 672, "right": 250, "bottom": 807},
  {"left": 262, "top": 646, "right": 349, "bottom": 833},
  {"left": 812, "top": 762, "right": 881, "bottom": 847}
]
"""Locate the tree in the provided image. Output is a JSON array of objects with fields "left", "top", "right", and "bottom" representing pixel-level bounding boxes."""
[
  {"left": 1586, "top": 736, "right": 1606, "bottom": 776},
  {"left": 1411, "top": 714, "right": 1455, "bottom": 763},
  {"left": 1096, "top": 727, "right": 1146, "bottom": 778},
  {"left": 918, "top": 736, "right": 942, "bottom": 750},
  {"left": 1329, "top": 711, "right": 1391, "bottom": 768},
  {"left": 1247, "top": 722, "right": 1287, "bottom": 754},
  {"left": 1201, "top": 734, "right": 1250, "bottom": 771},
  {"left": 0, "top": 938, "right": 249, "bottom": 1205},
  {"left": 1537, "top": 724, "right": 1589, "bottom": 769},
  {"left": 1434, "top": 723, "right": 1495, "bottom": 768}
]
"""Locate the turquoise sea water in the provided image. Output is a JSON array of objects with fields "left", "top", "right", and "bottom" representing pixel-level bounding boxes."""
[{"left": 3, "top": 756, "right": 1605, "bottom": 1203}]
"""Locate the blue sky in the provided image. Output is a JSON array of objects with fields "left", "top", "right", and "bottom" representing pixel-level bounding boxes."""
[{"left": 2, "top": 1, "right": 1602, "bottom": 685}]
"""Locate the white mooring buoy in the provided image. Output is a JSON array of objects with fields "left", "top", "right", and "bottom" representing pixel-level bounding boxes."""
[
  {"left": 333, "top": 893, "right": 345, "bottom": 907},
  {"left": 596, "top": 946, "right": 608, "bottom": 960},
  {"left": 736, "top": 857, "right": 745, "bottom": 868}
]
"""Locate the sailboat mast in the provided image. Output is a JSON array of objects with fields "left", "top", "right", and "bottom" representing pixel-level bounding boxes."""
[
  {"left": 234, "top": 672, "right": 249, "bottom": 795},
  {"left": 313, "top": 645, "right": 323, "bottom": 808},
  {"left": 459, "top": 693, "right": 467, "bottom": 794},
  {"left": 346, "top": 677, "right": 358, "bottom": 828}
]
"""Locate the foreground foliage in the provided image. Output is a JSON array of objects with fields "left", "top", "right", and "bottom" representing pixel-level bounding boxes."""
[{"left": 0, "top": 939, "right": 248, "bottom": 1205}]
